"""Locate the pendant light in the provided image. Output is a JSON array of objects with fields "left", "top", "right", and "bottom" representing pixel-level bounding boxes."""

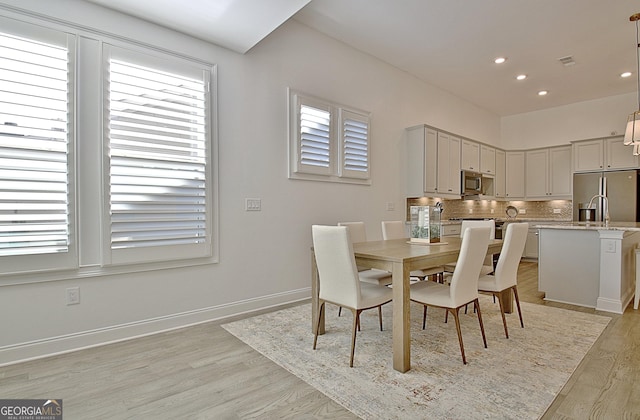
[{"left": 624, "top": 13, "right": 640, "bottom": 147}]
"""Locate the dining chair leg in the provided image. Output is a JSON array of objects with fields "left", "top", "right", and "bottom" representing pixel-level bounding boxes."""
[
  {"left": 474, "top": 298, "right": 488, "bottom": 349},
  {"left": 444, "top": 309, "right": 448, "bottom": 323},
  {"left": 495, "top": 292, "right": 509, "bottom": 338},
  {"left": 512, "top": 286, "right": 524, "bottom": 328},
  {"left": 451, "top": 307, "right": 466, "bottom": 365},
  {"left": 338, "top": 307, "right": 342, "bottom": 317},
  {"left": 313, "top": 301, "right": 325, "bottom": 350},
  {"left": 350, "top": 309, "right": 361, "bottom": 367},
  {"left": 422, "top": 305, "right": 428, "bottom": 330},
  {"left": 378, "top": 306, "right": 383, "bottom": 331}
]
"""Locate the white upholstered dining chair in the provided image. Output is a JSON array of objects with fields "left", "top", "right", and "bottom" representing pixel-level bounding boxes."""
[
  {"left": 381, "top": 220, "right": 444, "bottom": 281},
  {"left": 338, "top": 222, "right": 392, "bottom": 286},
  {"left": 312, "top": 225, "right": 393, "bottom": 367},
  {"left": 477, "top": 222, "right": 528, "bottom": 338},
  {"left": 410, "top": 226, "right": 491, "bottom": 364},
  {"left": 443, "top": 219, "right": 496, "bottom": 276}
]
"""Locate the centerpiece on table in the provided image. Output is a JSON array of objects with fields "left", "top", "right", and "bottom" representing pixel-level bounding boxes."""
[{"left": 409, "top": 204, "right": 442, "bottom": 244}]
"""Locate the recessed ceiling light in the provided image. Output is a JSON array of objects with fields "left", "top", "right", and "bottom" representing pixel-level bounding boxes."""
[
  {"left": 538, "top": 90, "right": 548, "bottom": 96},
  {"left": 494, "top": 57, "right": 507, "bottom": 64},
  {"left": 516, "top": 74, "right": 527, "bottom": 80},
  {"left": 621, "top": 72, "right": 632, "bottom": 78}
]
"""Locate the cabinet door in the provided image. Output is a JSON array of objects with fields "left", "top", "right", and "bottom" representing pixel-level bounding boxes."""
[
  {"left": 573, "top": 139, "right": 604, "bottom": 172},
  {"left": 480, "top": 144, "right": 496, "bottom": 175},
  {"left": 505, "top": 151, "right": 525, "bottom": 199},
  {"left": 606, "top": 136, "right": 638, "bottom": 170},
  {"left": 525, "top": 149, "right": 549, "bottom": 199},
  {"left": 524, "top": 228, "right": 539, "bottom": 258},
  {"left": 461, "top": 139, "right": 480, "bottom": 172},
  {"left": 447, "top": 136, "right": 461, "bottom": 195},
  {"left": 549, "top": 146, "right": 571, "bottom": 197},
  {"left": 406, "top": 126, "right": 437, "bottom": 196},
  {"left": 437, "top": 133, "right": 461, "bottom": 195},
  {"left": 494, "top": 149, "right": 506, "bottom": 198}
]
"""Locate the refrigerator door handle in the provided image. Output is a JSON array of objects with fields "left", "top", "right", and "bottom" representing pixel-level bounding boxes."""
[{"left": 601, "top": 176, "right": 607, "bottom": 222}]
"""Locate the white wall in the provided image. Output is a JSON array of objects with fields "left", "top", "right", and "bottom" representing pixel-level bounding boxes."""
[
  {"left": 501, "top": 92, "right": 637, "bottom": 149},
  {"left": 0, "top": 0, "right": 501, "bottom": 364}
]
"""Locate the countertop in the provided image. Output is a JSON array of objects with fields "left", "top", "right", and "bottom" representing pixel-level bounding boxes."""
[{"left": 534, "top": 221, "right": 640, "bottom": 232}]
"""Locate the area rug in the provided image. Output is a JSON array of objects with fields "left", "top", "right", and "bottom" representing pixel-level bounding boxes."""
[{"left": 222, "top": 295, "right": 610, "bottom": 419}]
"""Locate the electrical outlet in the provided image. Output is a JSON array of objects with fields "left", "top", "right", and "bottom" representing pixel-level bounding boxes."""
[
  {"left": 66, "top": 287, "right": 80, "bottom": 305},
  {"left": 553, "top": 209, "right": 562, "bottom": 214},
  {"left": 519, "top": 209, "right": 526, "bottom": 214},
  {"left": 245, "top": 198, "right": 261, "bottom": 211},
  {"left": 490, "top": 209, "right": 494, "bottom": 214},
  {"left": 468, "top": 208, "right": 473, "bottom": 214},
  {"left": 386, "top": 202, "right": 395, "bottom": 211}
]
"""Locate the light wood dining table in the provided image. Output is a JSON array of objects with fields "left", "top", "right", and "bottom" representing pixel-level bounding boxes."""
[{"left": 311, "top": 236, "right": 504, "bottom": 373}]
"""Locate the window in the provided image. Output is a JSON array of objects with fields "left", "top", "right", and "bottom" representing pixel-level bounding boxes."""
[
  {"left": 0, "top": 19, "right": 77, "bottom": 274},
  {"left": 0, "top": 12, "right": 216, "bottom": 278},
  {"left": 289, "top": 90, "right": 371, "bottom": 184},
  {"left": 104, "top": 45, "right": 213, "bottom": 265}
]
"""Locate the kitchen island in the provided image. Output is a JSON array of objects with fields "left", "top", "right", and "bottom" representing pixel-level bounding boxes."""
[{"left": 536, "top": 222, "right": 640, "bottom": 313}]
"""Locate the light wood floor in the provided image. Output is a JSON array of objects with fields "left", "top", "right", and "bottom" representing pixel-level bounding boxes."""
[{"left": 1, "top": 262, "right": 638, "bottom": 419}]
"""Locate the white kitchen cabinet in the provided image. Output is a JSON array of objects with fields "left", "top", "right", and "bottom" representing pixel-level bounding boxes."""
[
  {"left": 494, "top": 149, "right": 506, "bottom": 199},
  {"left": 441, "top": 222, "right": 461, "bottom": 237},
  {"left": 461, "top": 139, "right": 480, "bottom": 172},
  {"left": 406, "top": 125, "right": 437, "bottom": 196},
  {"left": 549, "top": 146, "right": 572, "bottom": 197},
  {"left": 605, "top": 136, "right": 638, "bottom": 170},
  {"left": 406, "top": 125, "right": 460, "bottom": 198},
  {"left": 525, "top": 149, "right": 548, "bottom": 199},
  {"left": 505, "top": 151, "right": 525, "bottom": 199},
  {"left": 525, "top": 146, "right": 571, "bottom": 199},
  {"left": 573, "top": 136, "right": 638, "bottom": 172},
  {"left": 524, "top": 228, "right": 539, "bottom": 259},
  {"left": 480, "top": 144, "right": 496, "bottom": 175},
  {"left": 436, "top": 132, "right": 461, "bottom": 196}
]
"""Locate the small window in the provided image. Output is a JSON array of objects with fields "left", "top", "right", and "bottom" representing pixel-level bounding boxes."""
[{"left": 289, "top": 90, "right": 370, "bottom": 184}]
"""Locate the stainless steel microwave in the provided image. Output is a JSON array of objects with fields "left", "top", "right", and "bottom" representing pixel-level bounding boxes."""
[{"left": 462, "top": 171, "right": 483, "bottom": 195}]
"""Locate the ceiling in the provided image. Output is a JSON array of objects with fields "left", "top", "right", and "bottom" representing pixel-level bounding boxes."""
[{"left": 83, "top": 0, "right": 640, "bottom": 117}]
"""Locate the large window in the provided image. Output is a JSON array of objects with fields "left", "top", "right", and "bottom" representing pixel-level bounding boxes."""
[
  {"left": 105, "top": 46, "right": 212, "bottom": 265},
  {"left": 0, "top": 19, "right": 77, "bottom": 274},
  {"left": 0, "top": 14, "right": 216, "bottom": 277},
  {"left": 288, "top": 90, "right": 371, "bottom": 185}
]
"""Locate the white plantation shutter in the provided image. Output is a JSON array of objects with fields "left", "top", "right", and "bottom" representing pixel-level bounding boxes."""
[
  {"left": 289, "top": 90, "right": 370, "bottom": 184},
  {"left": 299, "top": 104, "right": 331, "bottom": 172},
  {"left": 0, "top": 27, "right": 74, "bottom": 267},
  {"left": 341, "top": 110, "right": 369, "bottom": 179},
  {"left": 106, "top": 47, "right": 211, "bottom": 264}
]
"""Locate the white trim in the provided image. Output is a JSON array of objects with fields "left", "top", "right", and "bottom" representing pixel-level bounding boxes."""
[{"left": 0, "top": 287, "right": 310, "bottom": 366}]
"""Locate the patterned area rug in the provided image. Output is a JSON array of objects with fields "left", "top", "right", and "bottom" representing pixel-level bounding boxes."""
[{"left": 222, "top": 295, "right": 610, "bottom": 419}]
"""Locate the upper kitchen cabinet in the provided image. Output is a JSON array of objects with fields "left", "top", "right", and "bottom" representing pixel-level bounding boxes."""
[
  {"left": 406, "top": 125, "right": 461, "bottom": 198},
  {"left": 605, "top": 136, "right": 638, "bottom": 170},
  {"left": 525, "top": 146, "right": 571, "bottom": 199},
  {"left": 494, "top": 149, "right": 506, "bottom": 199},
  {"left": 436, "top": 132, "right": 461, "bottom": 196},
  {"left": 480, "top": 144, "right": 496, "bottom": 175},
  {"left": 406, "top": 125, "right": 437, "bottom": 196},
  {"left": 505, "top": 151, "right": 525, "bottom": 199},
  {"left": 461, "top": 139, "right": 480, "bottom": 172},
  {"left": 573, "top": 137, "right": 638, "bottom": 172}
]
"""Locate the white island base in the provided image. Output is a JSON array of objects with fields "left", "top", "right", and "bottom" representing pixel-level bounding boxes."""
[{"left": 538, "top": 223, "right": 640, "bottom": 314}]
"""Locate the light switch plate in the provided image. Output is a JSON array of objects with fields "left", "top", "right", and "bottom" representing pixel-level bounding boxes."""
[{"left": 245, "top": 198, "right": 261, "bottom": 211}]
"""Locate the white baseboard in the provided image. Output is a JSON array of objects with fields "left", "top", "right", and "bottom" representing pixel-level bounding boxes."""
[{"left": 0, "top": 288, "right": 310, "bottom": 367}]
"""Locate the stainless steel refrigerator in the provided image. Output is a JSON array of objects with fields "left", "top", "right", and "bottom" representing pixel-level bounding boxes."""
[{"left": 572, "top": 170, "right": 640, "bottom": 222}]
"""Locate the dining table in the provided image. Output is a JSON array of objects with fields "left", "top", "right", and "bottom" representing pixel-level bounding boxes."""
[{"left": 311, "top": 236, "right": 504, "bottom": 373}]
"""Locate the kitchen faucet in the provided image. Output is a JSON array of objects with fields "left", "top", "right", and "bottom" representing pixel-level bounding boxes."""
[{"left": 587, "top": 194, "right": 610, "bottom": 226}]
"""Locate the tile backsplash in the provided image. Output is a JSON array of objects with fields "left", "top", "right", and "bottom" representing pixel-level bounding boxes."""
[{"left": 406, "top": 197, "right": 572, "bottom": 221}]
